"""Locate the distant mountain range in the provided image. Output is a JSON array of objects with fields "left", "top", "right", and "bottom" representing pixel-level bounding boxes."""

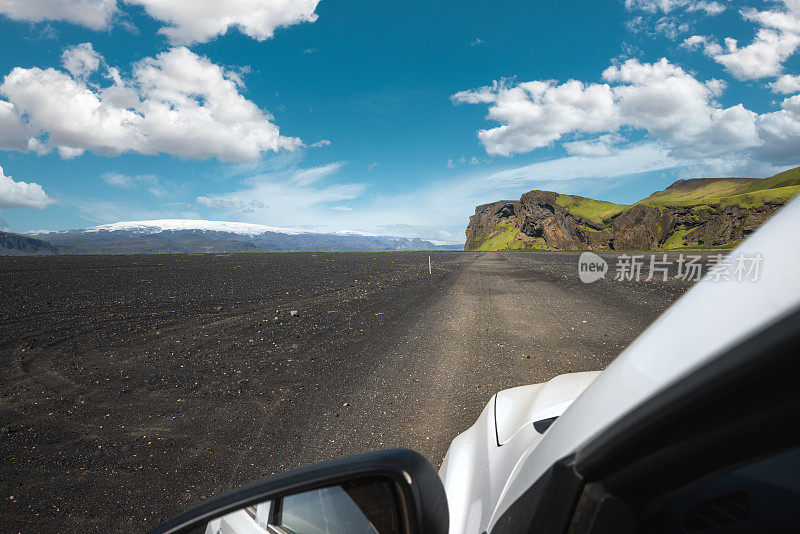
[
  {"left": 0, "top": 219, "right": 462, "bottom": 255},
  {"left": 0, "top": 231, "right": 59, "bottom": 255},
  {"left": 466, "top": 166, "right": 800, "bottom": 251}
]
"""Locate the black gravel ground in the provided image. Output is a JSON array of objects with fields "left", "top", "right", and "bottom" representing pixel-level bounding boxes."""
[{"left": 0, "top": 251, "right": 701, "bottom": 532}]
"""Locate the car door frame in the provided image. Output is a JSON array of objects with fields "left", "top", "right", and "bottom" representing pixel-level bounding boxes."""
[{"left": 490, "top": 305, "right": 800, "bottom": 534}]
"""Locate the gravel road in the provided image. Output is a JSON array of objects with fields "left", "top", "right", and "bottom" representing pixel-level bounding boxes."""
[{"left": 0, "top": 251, "right": 698, "bottom": 532}]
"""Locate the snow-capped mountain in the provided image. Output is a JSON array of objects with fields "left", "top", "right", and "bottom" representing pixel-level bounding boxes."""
[
  {"left": 83, "top": 219, "right": 311, "bottom": 236},
  {"left": 22, "top": 219, "right": 460, "bottom": 254}
]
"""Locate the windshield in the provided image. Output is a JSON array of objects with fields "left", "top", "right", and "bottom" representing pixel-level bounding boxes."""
[{"left": 1, "top": 1, "right": 798, "bottom": 533}]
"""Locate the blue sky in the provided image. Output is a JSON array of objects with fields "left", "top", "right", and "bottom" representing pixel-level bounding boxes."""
[{"left": 1, "top": 0, "right": 799, "bottom": 243}]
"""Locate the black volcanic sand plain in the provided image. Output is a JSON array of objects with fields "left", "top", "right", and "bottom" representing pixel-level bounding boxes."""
[{"left": 1, "top": 251, "right": 701, "bottom": 532}]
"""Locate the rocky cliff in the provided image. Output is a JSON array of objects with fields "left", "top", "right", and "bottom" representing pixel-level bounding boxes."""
[{"left": 465, "top": 168, "right": 800, "bottom": 251}]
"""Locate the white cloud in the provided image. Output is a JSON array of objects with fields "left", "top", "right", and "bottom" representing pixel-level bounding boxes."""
[
  {"left": 682, "top": 1, "right": 800, "bottom": 80},
  {"left": 288, "top": 162, "right": 344, "bottom": 186},
  {"left": 0, "top": 100, "right": 28, "bottom": 151},
  {"left": 196, "top": 159, "right": 365, "bottom": 228},
  {"left": 685, "top": 1, "right": 725, "bottom": 15},
  {"left": 57, "top": 146, "right": 85, "bottom": 159},
  {"left": 715, "top": 30, "right": 800, "bottom": 80},
  {"left": 123, "top": 0, "right": 321, "bottom": 45},
  {"left": 752, "top": 93, "right": 800, "bottom": 164},
  {"left": 484, "top": 143, "right": 684, "bottom": 187},
  {"left": 266, "top": 145, "right": 685, "bottom": 242},
  {"left": 624, "top": 1, "right": 724, "bottom": 43},
  {"left": 65, "top": 197, "right": 199, "bottom": 225},
  {"left": 0, "top": 1, "right": 320, "bottom": 45},
  {"left": 743, "top": 2, "right": 800, "bottom": 34},
  {"left": 771, "top": 74, "right": 800, "bottom": 93},
  {"left": 452, "top": 78, "right": 619, "bottom": 156},
  {"left": 564, "top": 133, "right": 625, "bottom": 156},
  {"left": 0, "top": 0, "right": 117, "bottom": 30},
  {"left": 624, "top": 0, "right": 725, "bottom": 15},
  {"left": 308, "top": 139, "right": 331, "bottom": 148},
  {"left": 654, "top": 17, "right": 690, "bottom": 40},
  {"left": 61, "top": 42, "right": 100, "bottom": 79},
  {"left": 102, "top": 172, "right": 166, "bottom": 196},
  {"left": 681, "top": 34, "right": 723, "bottom": 55},
  {"left": 446, "top": 156, "right": 469, "bottom": 168},
  {"left": 0, "top": 165, "right": 53, "bottom": 210},
  {"left": 101, "top": 172, "right": 136, "bottom": 188},
  {"left": 625, "top": 0, "right": 727, "bottom": 15},
  {"left": 453, "top": 58, "right": 800, "bottom": 166},
  {"left": 0, "top": 46, "right": 301, "bottom": 161},
  {"left": 196, "top": 196, "right": 266, "bottom": 212}
]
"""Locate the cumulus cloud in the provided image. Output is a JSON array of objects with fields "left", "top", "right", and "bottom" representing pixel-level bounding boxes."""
[
  {"left": 124, "top": 0, "right": 320, "bottom": 44},
  {"left": 0, "top": 165, "right": 53, "bottom": 210},
  {"left": 196, "top": 196, "right": 266, "bottom": 212},
  {"left": 0, "top": 100, "right": 28, "bottom": 151},
  {"left": 452, "top": 57, "right": 800, "bottom": 166},
  {"left": 715, "top": 30, "right": 800, "bottom": 80},
  {"left": 0, "top": 0, "right": 117, "bottom": 30},
  {"left": 124, "top": 0, "right": 320, "bottom": 45},
  {"left": 682, "top": 1, "right": 800, "bottom": 80},
  {"left": 0, "top": 1, "right": 321, "bottom": 45},
  {"left": 771, "top": 73, "right": 800, "bottom": 94},
  {"left": 451, "top": 78, "right": 619, "bottom": 156},
  {"left": 0, "top": 46, "right": 301, "bottom": 161},
  {"left": 61, "top": 42, "right": 101, "bottom": 79}
]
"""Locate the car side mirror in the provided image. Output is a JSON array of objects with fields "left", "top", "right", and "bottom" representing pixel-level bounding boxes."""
[{"left": 149, "top": 449, "right": 448, "bottom": 534}]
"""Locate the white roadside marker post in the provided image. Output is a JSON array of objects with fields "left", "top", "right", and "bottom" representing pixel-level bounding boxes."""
[{"left": 429, "top": 255, "right": 432, "bottom": 275}]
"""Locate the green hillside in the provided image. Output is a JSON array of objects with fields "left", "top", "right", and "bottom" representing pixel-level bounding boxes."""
[
  {"left": 637, "top": 173, "right": 800, "bottom": 211},
  {"left": 739, "top": 166, "right": 800, "bottom": 193},
  {"left": 475, "top": 219, "right": 551, "bottom": 251},
  {"left": 554, "top": 195, "right": 627, "bottom": 225},
  {"left": 550, "top": 170, "right": 800, "bottom": 226}
]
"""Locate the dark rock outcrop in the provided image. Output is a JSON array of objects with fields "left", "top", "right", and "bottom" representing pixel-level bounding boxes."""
[
  {"left": 464, "top": 200, "right": 520, "bottom": 250},
  {"left": 518, "top": 191, "right": 622, "bottom": 250},
  {"left": 611, "top": 205, "right": 669, "bottom": 250}
]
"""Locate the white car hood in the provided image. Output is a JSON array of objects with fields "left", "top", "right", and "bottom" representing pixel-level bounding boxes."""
[{"left": 495, "top": 372, "right": 600, "bottom": 445}]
